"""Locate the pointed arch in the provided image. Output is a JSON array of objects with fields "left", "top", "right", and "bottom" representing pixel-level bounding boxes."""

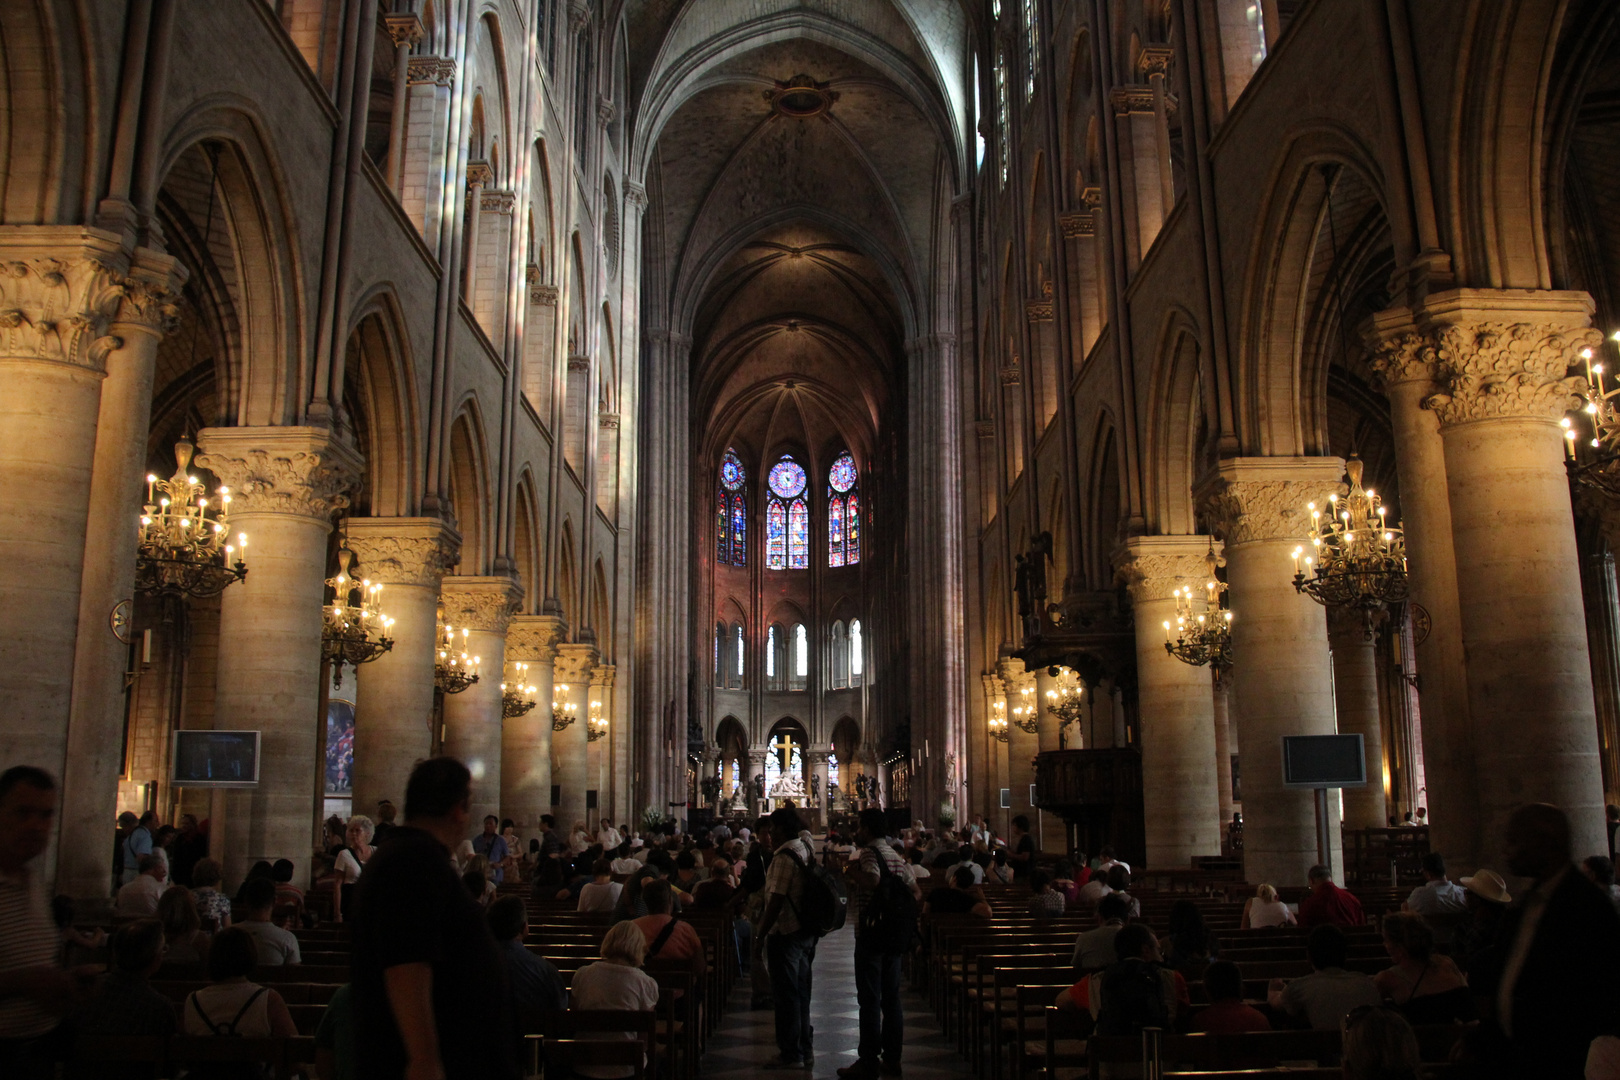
[
  {"left": 341, "top": 293, "right": 419, "bottom": 518},
  {"left": 514, "top": 469, "right": 541, "bottom": 613},
  {"left": 447, "top": 403, "right": 490, "bottom": 575}
]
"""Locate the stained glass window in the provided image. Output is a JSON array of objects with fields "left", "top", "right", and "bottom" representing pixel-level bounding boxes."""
[
  {"left": 828, "top": 452, "right": 860, "bottom": 567},
  {"left": 1023, "top": 0, "right": 1038, "bottom": 99},
  {"left": 735, "top": 625, "right": 744, "bottom": 681},
  {"left": 795, "top": 624, "right": 808, "bottom": 678},
  {"left": 995, "top": 48, "right": 1008, "bottom": 186},
  {"left": 828, "top": 752, "right": 839, "bottom": 788},
  {"left": 766, "top": 455, "right": 808, "bottom": 571},
  {"left": 717, "top": 450, "right": 747, "bottom": 566},
  {"left": 851, "top": 619, "right": 863, "bottom": 681}
]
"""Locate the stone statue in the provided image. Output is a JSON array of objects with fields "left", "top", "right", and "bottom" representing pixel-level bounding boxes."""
[
  {"left": 810, "top": 773, "right": 821, "bottom": 802},
  {"left": 1030, "top": 531, "right": 1053, "bottom": 602},
  {"left": 753, "top": 773, "right": 765, "bottom": 798},
  {"left": 1013, "top": 554, "right": 1032, "bottom": 618}
]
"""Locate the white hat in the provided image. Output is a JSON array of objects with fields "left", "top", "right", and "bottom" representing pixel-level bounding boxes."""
[
  {"left": 1459, "top": 868, "right": 1511, "bottom": 905},
  {"left": 629, "top": 838, "right": 644, "bottom": 849}
]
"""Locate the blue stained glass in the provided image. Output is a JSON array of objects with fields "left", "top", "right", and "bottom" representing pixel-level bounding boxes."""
[
  {"left": 717, "top": 493, "right": 729, "bottom": 562},
  {"left": 721, "top": 450, "right": 746, "bottom": 491},
  {"left": 731, "top": 496, "right": 747, "bottom": 566},
  {"left": 847, "top": 494, "right": 860, "bottom": 565},
  {"left": 766, "top": 501, "right": 787, "bottom": 569},
  {"left": 788, "top": 497, "right": 809, "bottom": 569},
  {"left": 829, "top": 452, "right": 858, "bottom": 493},
  {"left": 769, "top": 458, "right": 807, "bottom": 498},
  {"left": 829, "top": 497, "right": 845, "bottom": 568}
]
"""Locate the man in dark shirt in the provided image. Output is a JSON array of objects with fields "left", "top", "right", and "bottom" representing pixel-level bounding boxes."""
[
  {"left": 76, "top": 919, "right": 175, "bottom": 1037},
  {"left": 923, "top": 867, "right": 992, "bottom": 917},
  {"left": 1008, "top": 815, "right": 1036, "bottom": 881},
  {"left": 486, "top": 896, "right": 565, "bottom": 1012},
  {"left": 352, "top": 757, "right": 519, "bottom": 1080},
  {"left": 533, "top": 814, "right": 562, "bottom": 888}
]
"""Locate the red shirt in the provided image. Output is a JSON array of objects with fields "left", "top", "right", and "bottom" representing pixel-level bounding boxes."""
[
  {"left": 1297, "top": 882, "right": 1366, "bottom": 928},
  {"left": 1190, "top": 1001, "right": 1273, "bottom": 1034}
]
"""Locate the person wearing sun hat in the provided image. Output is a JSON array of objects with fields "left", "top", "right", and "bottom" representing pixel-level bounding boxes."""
[{"left": 1454, "top": 868, "right": 1511, "bottom": 976}]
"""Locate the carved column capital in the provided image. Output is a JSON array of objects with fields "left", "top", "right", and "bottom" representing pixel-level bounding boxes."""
[
  {"left": 1025, "top": 299, "right": 1054, "bottom": 322},
  {"left": 554, "top": 642, "right": 600, "bottom": 683},
  {"left": 1425, "top": 321, "right": 1599, "bottom": 426},
  {"left": 1366, "top": 328, "right": 1442, "bottom": 390},
  {"left": 592, "top": 663, "right": 616, "bottom": 689},
  {"left": 344, "top": 518, "right": 461, "bottom": 587},
  {"left": 1059, "top": 212, "right": 1095, "bottom": 239},
  {"left": 507, "top": 613, "right": 568, "bottom": 662},
  {"left": 1196, "top": 458, "right": 1346, "bottom": 546},
  {"left": 1115, "top": 535, "right": 1222, "bottom": 603},
  {"left": 599, "top": 412, "right": 620, "bottom": 430},
  {"left": 624, "top": 182, "right": 647, "bottom": 208},
  {"left": 597, "top": 97, "right": 617, "bottom": 126},
  {"left": 480, "top": 190, "right": 515, "bottom": 215},
  {"left": 1110, "top": 85, "right": 1156, "bottom": 115},
  {"left": 440, "top": 575, "right": 524, "bottom": 634},
  {"left": 407, "top": 56, "right": 455, "bottom": 86},
  {"left": 981, "top": 672, "right": 1005, "bottom": 698},
  {"left": 466, "top": 160, "right": 493, "bottom": 188},
  {"left": 999, "top": 363, "right": 1022, "bottom": 385},
  {"left": 975, "top": 419, "right": 995, "bottom": 438},
  {"left": 194, "top": 427, "right": 363, "bottom": 522},
  {"left": 567, "top": 355, "right": 591, "bottom": 373},
  {"left": 531, "top": 283, "right": 559, "bottom": 307},
  {"left": 1136, "top": 44, "right": 1175, "bottom": 79},
  {"left": 384, "top": 13, "right": 424, "bottom": 47}
]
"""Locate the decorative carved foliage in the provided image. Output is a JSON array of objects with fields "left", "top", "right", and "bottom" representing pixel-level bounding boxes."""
[
  {"left": 507, "top": 614, "right": 567, "bottom": 661},
  {"left": 440, "top": 577, "right": 523, "bottom": 634},
  {"left": 1116, "top": 551, "right": 1212, "bottom": 603},
  {"left": 553, "top": 643, "right": 599, "bottom": 683},
  {"left": 0, "top": 246, "right": 182, "bottom": 370},
  {"left": 346, "top": 523, "right": 460, "bottom": 587},
  {"left": 1366, "top": 330, "right": 1440, "bottom": 390},
  {"left": 1200, "top": 478, "right": 1337, "bottom": 545},
  {"left": 195, "top": 439, "right": 361, "bottom": 521},
  {"left": 407, "top": 57, "right": 456, "bottom": 86},
  {"left": 1424, "top": 322, "right": 1602, "bottom": 425}
]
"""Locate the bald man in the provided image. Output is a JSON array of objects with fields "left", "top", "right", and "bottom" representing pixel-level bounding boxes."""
[{"left": 1473, "top": 804, "right": 1620, "bottom": 1079}]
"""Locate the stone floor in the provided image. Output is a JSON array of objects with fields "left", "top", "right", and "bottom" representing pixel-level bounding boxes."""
[{"left": 700, "top": 925, "right": 974, "bottom": 1080}]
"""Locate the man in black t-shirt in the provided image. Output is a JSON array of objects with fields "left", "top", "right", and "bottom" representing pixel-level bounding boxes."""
[
  {"left": 352, "top": 757, "right": 519, "bottom": 1080},
  {"left": 1008, "top": 814, "right": 1036, "bottom": 880},
  {"left": 923, "top": 867, "right": 992, "bottom": 918}
]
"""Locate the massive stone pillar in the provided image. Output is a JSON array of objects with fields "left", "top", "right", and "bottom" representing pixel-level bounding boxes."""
[
  {"left": 505, "top": 614, "right": 565, "bottom": 829},
  {"left": 1422, "top": 293, "right": 1607, "bottom": 862},
  {"left": 196, "top": 428, "right": 361, "bottom": 886},
  {"left": 1213, "top": 678, "right": 1236, "bottom": 833},
  {"left": 1000, "top": 660, "right": 1038, "bottom": 825},
  {"left": 1327, "top": 609, "right": 1387, "bottom": 830},
  {"left": 808, "top": 748, "right": 831, "bottom": 828},
  {"left": 439, "top": 576, "right": 522, "bottom": 825},
  {"left": 1201, "top": 457, "right": 1344, "bottom": 887},
  {"left": 553, "top": 643, "right": 597, "bottom": 830},
  {"left": 1577, "top": 533, "right": 1620, "bottom": 806},
  {"left": 589, "top": 664, "right": 615, "bottom": 827},
  {"left": 1117, "top": 536, "right": 1224, "bottom": 867},
  {"left": 346, "top": 518, "right": 459, "bottom": 817},
  {"left": 1368, "top": 316, "right": 1481, "bottom": 866},
  {"left": 1034, "top": 666, "right": 1062, "bottom": 753}
]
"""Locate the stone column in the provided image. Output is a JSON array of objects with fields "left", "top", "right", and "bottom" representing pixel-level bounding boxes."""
[
  {"left": 1034, "top": 666, "right": 1061, "bottom": 753},
  {"left": 1000, "top": 660, "right": 1038, "bottom": 823},
  {"left": 589, "top": 664, "right": 615, "bottom": 827},
  {"left": 461, "top": 160, "right": 491, "bottom": 301},
  {"left": 1200, "top": 457, "right": 1345, "bottom": 887},
  {"left": 346, "top": 518, "right": 459, "bottom": 817},
  {"left": 1423, "top": 294, "right": 1608, "bottom": 861},
  {"left": 1327, "top": 608, "right": 1387, "bottom": 830},
  {"left": 1577, "top": 534, "right": 1620, "bottom": 806},
  {"left": 195, "top": 428, "right": 362, "bottom": 886},
  {"left": 439, "top": 575, "right": 522, "bottom": 825},
  {"left": 1117, "top": 536, "right": 1224, "bottom": 867},
  {"left": 747, "top": 748, "right": 768, "bottom": 818},
  {"left": 382, "top": 13, "right": 423, "bottom": 194},
  {"left": 1213, "top": 678, "right": 1236, "bottom": 831},
  {"left": 505, "top": 614, "right": 566, "bottom": 829},
  {"left": 1367, "top": 317, "right": 1480, "bottom": 867},
  {"left": 553, "top": 643, "right": 597, "bottom": 831},
  {"left": 808, "top": 748, "right": 831, "bottom": 828}
]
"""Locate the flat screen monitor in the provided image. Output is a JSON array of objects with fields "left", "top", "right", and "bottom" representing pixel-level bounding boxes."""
[
  {"left": 171, "top": 730, "right": 260, "bottom": 788},
  {"left": 1281, "top": 734, "right": 1367, "bottom": 789}
]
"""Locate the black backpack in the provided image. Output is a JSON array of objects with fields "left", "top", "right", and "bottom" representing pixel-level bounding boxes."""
[
  {"left": 1094, "top": 958, "right": 1170, "bottom": 1036},
  {"left": 856, "top": 845, "right": 919, "bottom": 954},
  {"left": 784, "top": 846, "right": 848, "bottom": 937}
]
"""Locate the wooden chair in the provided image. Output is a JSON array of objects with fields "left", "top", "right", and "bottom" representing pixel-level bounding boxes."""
[
  {"left": 69, "top": 1034, "right": 166, "bottom": 1079},
  {"left": 168, "top": 1035, "right": 284, "bottom": 1078},
  {"left": 546, "top": 1038, "right": 649, "bottom": 1080},
  {"left": 520, "top": 1008, "right": 657, "bottom": 1080}
]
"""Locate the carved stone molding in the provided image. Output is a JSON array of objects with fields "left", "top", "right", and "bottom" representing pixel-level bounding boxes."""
[
  {"left": 568, "top": 0, "right": 591, "bottom": 32},
  {"left": 480, "top": 190, "right": 515, "bottom": 215},
  {"left": 1060, "top": 212, "right": 1095, "bottom": 239},
  {"left": 567, "top": 355, "right": 591, "bottom": 373},
  {"left": 624, "top": 182, "right": 648, "bottom": 208},
  {"left": 507, "top": 613, "right": 567, "bottom": 662},
  {"left": 194, "top": 427, "right": 363, "bottom": 522},
  {"left": 999, "top": 364, "right": 1022, "bottom": 386},
  {"left": 975, "top": 419, "right": 995, "bottom": 438},
  {"left": 1136, "top": 44, "right": 1175, "bottom": 79},
  {"left": 554, "top": 642, "right": 599, "bottom": 683},
  {"left": 1081, "top": 186, "right": 1103, "bottom": 212},
  {"left": 592, "top": 663, "right": 616, "bottom": 689},
  {"left": 466, "top": 160, "right": 493, "bottom": 188},
  {"left": 599, "top": 413, "right": 621, "bottom": 430},
  {"left": 1110, "top": 85, "right": 1156, "bottom": 115},
  {"left": 597, "top": 97, "right": 617, "bottom": 126},
  {"left": 384, "top": 13, "right": 424, "bottom": 47},
  {"left": 440, "top": 575, "right": 523, "bottom": 635},
  {"left": 531, "top": 284, "right": 559, "bottom": 307},
  {"left": 1197, "top": 459, "right": 1346, "bottom": 546},
  {"left": 407, "top": 56, "right": 455, "bottom": 86},
  {"left": 1366, "top": 329, "right": 1441, "bottom": 390},
  {"left": 1424, "top": 321, "right": 1600, "bottom": 426},
  {"left": 1115, "top": 536, "right": 1221, "bottom": 603},
  {"left": 1025, "top": 299, "right": 1054, "bottom": 322},
  {"left": 344, "top": 518, "right": 461, "bottom": 587}
]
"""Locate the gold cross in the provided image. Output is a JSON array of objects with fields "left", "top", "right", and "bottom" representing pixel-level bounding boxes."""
[{"left": 772, "top": 732, "right": 798, "bottom": 770}]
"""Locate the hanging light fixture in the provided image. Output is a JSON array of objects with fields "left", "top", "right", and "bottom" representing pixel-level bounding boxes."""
[
  {"left": 135, "top": 438, "right": 248, "bottom": 599},
  {"left": 434, "top": 624, "right": 480, "bottom": 694},
  {"left": 587, "top": 697, "right": 608, "bottom": 742},
  {"left": 1164, "top": 543, "right": 1234, "bottom": 678},
  {"left": 1291, "top": 455, "right": 1408, "bottom": 634},
  {"left": 1012, "top": 683, "right": 1039, "bottom": 733},
  {"left": 501, "top": 661, "right": 538, "bottom": 718},
  {"left": 988, "top": 699, "right": 1009, "bottom": 743},
  {"left": 552, "top": 684, "right": 578, "bottom": 731},
  {"left": 1565, "top": 334, "right": 1620, "bottom": 499},
  {"left": 320, "top": 548, "right": 393, "bottom": 689},
  {"left": 1044, "top": 667, "right": 1084, "bottom": 736}
]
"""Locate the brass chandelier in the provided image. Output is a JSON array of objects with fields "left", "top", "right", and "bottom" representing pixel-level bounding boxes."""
[
  {"left": 135, "top": 439, "right": 248, "bottom": 599},
  {"left": 1012, "top": 684, "right": 1039, "bottom": 734},
  {"left": 587, "top": 697, "right": 608, "bottom": 742},
  {"left": 320, "top": 548, "right": 394, "bottom": 688},
  {"left": 1164, "top": 544, "right": 1233, "bottom": 677},
  {"left": 552, "top": 684, "right": 578, "bottom": 731},
  {"left": 501, "top": 662, "right": 538, "bottom": 718},
  {"left": 987, "top": 699, "right": 1009, "bottom": 743},
  {"left": 1044, "top": 667, "right": 1084, "bottom": 738},
  {"left": 1565, "top": 334, "right": 1620, "bottom": 499},
  {"left": 1291, "top": 455, "right": 1407, "bottom": 633},
  {"left": 434, "top": 624, "right": 480, "bottom": 694}
]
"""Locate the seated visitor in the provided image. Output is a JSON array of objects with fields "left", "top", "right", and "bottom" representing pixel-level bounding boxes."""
[
  {"left": 1242, "top": 883, "right": 1295, "bottom": 929},
  {"left": 1094, "top": 846, "right": 1130, "bottom": 875},
  {"left": 235, "top": 860, "right": 274, "bottom": 904},
  {"left": 1071, "top": 892, "right": 1131, "bottom": 972},
  {"left": 190, "top": 857, "right": 232, "bottom": 931},
  {"left": 1340, "top": 1005, "right": 1424, "bottom": 1080},
  {"left": 1189, "top": 959, "right": 1271, "bottom": 1034},
  {"left": 950, "top": 843, "right": 985, "bottom": 885},
  {"left": 1298, "top": 865, "right": 1366, "bottom": 928},
  {"left": 75, "top": 919, "right": 177, "bottom": 1040},
  {"left": 1104, "top": 865, "right": 1141, "bottom": 919},
  {"left": 1026, "top": 869, "right": 1067, "bottom": 919},
  {"left": 576, "top": 858, "right": 623, "bottom": 912},
  {"left": 1267, "top": 924, "right": 1381, "bottom": 1030},
  {"left": 114, "top": 854, "right": 167, "bottom": 916},
  {"left": 987, "top": 848, "right": 1014, "bottom": 885},
  {"left": 633, "top": 879, "right": 706, "bottom": 980},
  {"left": 568, "top": 921, "right": 662, "bottom": 1080},
  {"left": 1055, "top": 923, "right": 1189, "bottom": 1035},
  {"left": 463, "top": 853, "right": 496, "bottom": 905},
  {"left": 1373, "top": 911, "right": 1475, "bottom": 1024},
  {"left": 609, "top": 840, "right": 642, "bottom": 876},
  {"left": 1453, "top": 867, "right": 1511, "bottom": 975},
  {"left": 182, "top": 925, "right": 297, "bottom": 1039},
  {"left": 1403, "top": 852, "right": 1468, "bottom": 918},
  {"left": 906, "top": 847, "right": 932, "bottom": 881},
  {"left": 157, "top": 886, "right": 210, "bottom": 966},
  {"left": 1159, "top": 899, "right": 1219, "bottom": 973},
  {"left": 487, "top": 896, "right": 566, "bottom": 1012},
  {"left": 923, "top": 866, "right": 993, "bottom": 918},
  {"left": 236, "top": 876, "right": 302, "bottom": 966},
  {"left": 1075, "top": 864, "right": 1113, "bottom": 907},
  {"left": 692, "top": 858, "right": 737, "bottom": 908},
  {"left": 270, "top": 859, "right": 304, "bottom": 927},
  {"left": 1052, "top": 860, "right": 1084, "bottom": 904}
]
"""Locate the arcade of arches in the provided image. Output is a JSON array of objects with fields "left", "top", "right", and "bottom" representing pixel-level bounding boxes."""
[{"left": 5, "top": 0, "right": 1620, "bottom": 903}]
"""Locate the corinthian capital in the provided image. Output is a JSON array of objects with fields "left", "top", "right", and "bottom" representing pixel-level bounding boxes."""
[
  {"left": 1366, "top": 329, "right": 1442, "bottom": 390},
  {"left": 1197, "top": 458, "right": 1345, "bottom": 546},
  {"left": 1425, "top": 321, "right": 1599, "bottom": 426},
  {"left": 440, "top": 575, "right": 524, "bottom": 634},
  {"left": 194, "top": 427, "right": 363, "bottom": 521},
  {"left": 344, "top": 518, "right": 461, "bottom": 587},
  {"left": 554, "top": 642, "right": 600, "bottom": 683},
  {"left": 507, "top": 614, "right": 567, "bottom": 661},
  {"left": 1115, "top": 536, "right": 1221, "bottom": 603}
]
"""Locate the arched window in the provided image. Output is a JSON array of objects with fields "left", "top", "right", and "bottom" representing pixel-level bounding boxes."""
[
  {"left": 717, "top": 449, "right": 747, "bottom": 566},
  {"left": 850, "top": 618, "right": 864, "bottom": 687},
  {"left": 828, "top": 452, "right": 861, "bottom": 567},
  {"left": 831, "top": 620, "right": 848, "bottom": 689},
  {"left": 713, "top": 622, "right": 725, "bottom": 687},
  {"left": 790, "top": 623, "right": 808, "bottom": 691},
  {"left": 766, "top": 456, "right": 809, "bottom": 570},
  {"left": 731, "top": 622, "right": 745, "bottom": 689},
  {"left": 767, "top": 624, "right": 786, "bottom": 692},
  {"left": 994, "top": 45, "right": 1009, "bottom": 187},
  {"left": 828, "top": 752, "right": 839, "bottom": 788},
  {"left": 1022, "top": 0, "right": 1038, "bottom": 98}
]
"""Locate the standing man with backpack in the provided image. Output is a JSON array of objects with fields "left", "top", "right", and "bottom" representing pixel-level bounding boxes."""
[
  {"left": 840, "top": 809, "right": 921, "bottom": 1079},
  {"left": 758, "top": 807, "right": 822, "bottom": 1069}
]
